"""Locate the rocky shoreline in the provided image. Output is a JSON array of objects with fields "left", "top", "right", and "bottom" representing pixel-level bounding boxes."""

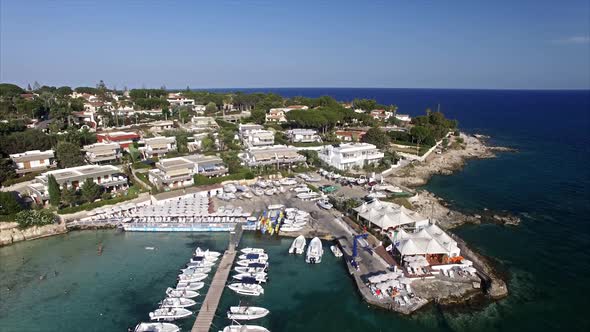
[{"left": 0, "top": 222, "right": 67, "bottom": 247}]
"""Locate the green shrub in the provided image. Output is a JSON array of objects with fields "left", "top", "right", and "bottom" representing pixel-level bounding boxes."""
[
  {"left": 1, "top": 172, "right": 40, "bottom": 187},
  {"left": 15, "top": 210, "right": 56, "bottom": 229},
  {"left": 193, "top": 170, "right": 254, "bottom": 186},
  {"left": 58, "top": 187, "right": 140, "bottom": 214}
]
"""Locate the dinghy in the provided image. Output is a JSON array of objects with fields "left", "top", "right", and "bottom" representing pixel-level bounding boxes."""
[
  {"left": 176, "top": 281, "right": 205, "bottom": 291},
  {"left": 280, "top": 224, "right": 304, "bottom": 232},
  {"left": 222, "top": 325, "right": 270, "bottom": 332},
  {"left": 237, "top": 259, "right": 268, "bottom": 267},
  {"left": 232, "top": 273, "right": 268, "bottom": 283},
  {"left": 317, "top": 199, "right": 333, "bottom": 210},
  {"left": 289, "top": 235, "right": 306, "bottom": 254},
  {"left": 180, "top": 266, "right": 211, "bottom": 274},
  {"left": 159, "top": 297, "right": 197, "bottom": 308},
  {"left": 234, "top": 266, "right": 267, "bottom": 274},
  {"left": 330, "top": 245, "right": 343, "bottom": 257},
  {"left": 134, "top": 322, "right": 180, "bottom": 332},
  {"left": 242, "top": 192, "right": 253, "bottom": 199},
  {"left": 188, "top": 257, "right": 215, "bottom": 267},
  {"left": 194, "top": 247, "right": 221, "bottom": 258},
  {"left": 238, "top": 253, "right": 269, "bottom": 261},
  {"left": 177, "top": 273, "right": 208, "bottom": 282},
  {"left": 306, "top": 237, "right": 323, "bottom": 264},
  {"left": 165, "top": 287, "right": 199, "bottom": 299},
  {"left": 227, "top": 283, "right": 264, "bottom": 296},
  {"left": 149, "top": 308, "right": 192, "bottom": 321},
  {"left": 240, "top": 248, "right": 265, "bottom": 254},
  {"left": 227, "top": 306, "right": 270, "bottom": 320}
]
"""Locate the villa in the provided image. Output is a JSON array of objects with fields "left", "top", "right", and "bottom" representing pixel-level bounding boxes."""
[
  {"left": 335, "top": 130, "right": 366, "bottom": 142},
  {"left": 96, "top": 131, "right": 140, "bottom": 150},
  {"left": 286, "top": 129, "right": 322, "bottom": 143},
  {"left": 167, "top": 93, "right": 195, "bottom": 107},
  {"left": 9, "top": 150, "right": 57, "bottom": 175},
  {"left": 147, "top": 120, "right": 174, "bottom": 132},
  {"left": 318, "top": 143, "right": 384, "bottom": 170},
  {"left": 148, "top": 155, "right": 227, "bottom": 190},
  {"left": 140, "top": 136, "right": 177, "bottom": 158},
  {"left": 239, "top": 124, "right": 274, "bottom": 147},
  {"left": 395, "top": 114, "right": 412, "bottom": 122},
  {"left": 188, "top": 116, "right": 219, "bottom": 132},
  {"left": 83, "top": 142, "right": 122, "bottom": 164},
  {"left": 239, "top": 145, "right": 306, "bottom": 168},
  {"left": 27, "top": 165, "right": 128, "bottom": 204},
  {"left": 266, "top": 108, "right": 288, "bottom": 123}
]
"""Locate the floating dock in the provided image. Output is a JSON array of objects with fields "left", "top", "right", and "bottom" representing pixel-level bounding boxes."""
[{"left": 191, "top": 224, "right": 243, "bottom": 332}]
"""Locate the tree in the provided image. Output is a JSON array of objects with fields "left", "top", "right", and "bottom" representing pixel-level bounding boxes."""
[
  {"left": 55, "top": 141, "right": 85, "bottom": 168},
  {"left": 47, "top": 174, "right": 61, "bottom": 207},
  {"left": 201, "top": 134, "right": 216, "bottom": 152},
  {"left": 205, "top": 102, "right": 217, "bottom": 114},
  {"left": 128, "top": 146, "right": 140, "bottom": 162},
  {"left": 410, "top": 125, "right": 430, "bottom": 154},
  {"left": 221, "top": 151, "right": 242, "bottom": 174},
  {"left": 0, "top": 192, "right": 22, "bottom": 215},
  {"left": 61, "top": 187, "right": 79, "bottom": 207},
  {"left": 362, "top": 127, "right": 390, "bottom": 149},
  {"left": 179, "top": 109, "right": 189, "bottom": 123},
  {"left": 0, "top": 159, "right": 17, "bottom": 186},
  {"left": 81, "top": 178, "right": 102, "bottom": 203},
  {"left": 250, "top": 109, "right": 266, "bottom": 125}
]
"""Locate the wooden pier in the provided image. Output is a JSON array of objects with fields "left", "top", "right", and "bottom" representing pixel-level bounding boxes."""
[{"left": 191, "top": 224, "right": 243, "bottom": 332}]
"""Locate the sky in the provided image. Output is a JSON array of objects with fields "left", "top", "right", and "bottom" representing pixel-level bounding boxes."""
[{"left": 1, "top": 0, "right": 589, "bottom": 90}]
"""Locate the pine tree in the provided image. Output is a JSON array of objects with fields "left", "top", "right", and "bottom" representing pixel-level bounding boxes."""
[
  {"left": 47, "top": 175, "right": 61, "bottom": 207},
  {"left": 81, "top": 178, "right": 102, "bottom": 203}
]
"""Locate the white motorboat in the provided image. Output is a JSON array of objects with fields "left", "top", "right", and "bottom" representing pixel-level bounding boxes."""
[
  {"left": 317, "top": 200, "right": 333, "bottom": 210},
  {"left": 267, "top": 204, "right": 284, "bottom": 210},
  {"left": 237, "top": 259, "right": 268, "bottom": 267},
  {"left": 242, "top": 192, "right": 253, "bottom": 199},
  {"left": 238, "top": 253, "right": 269, "bottom": 261},
  {"left": 289, "top": 235, "right": 306, "bottom": 254},
  {"left": 240, "top": 248, "right": 265, "bottom": 254},
  {"left": 227, "top": 306, "right": 270, "bottom": 320},
  {"left": 159, "top": 297, "right": 197, "bottom": 308},
  {"left": 194, "top": 247, "right": 221, "bottom": 258},
  {"left": 306, "top": 237, "right": 323, "bottom": 264},
  {"left": 232, "top": 272, "right": 268, "bottom": 283},
  {"left": 176, "top": 281, "right": 205, "bottom": 291},
  {"left": 280, "top": 224, "right": 304, "bottom": 232},
  {"left": 264, "top": 189, "right": 275, "bottom": 196},
  {"left": 234, "top": 266, "right": 267, "bottom": 274},
  {"left": 192, "top": 254, "right": 218, "bottom": 263},
  {"left": 330, "top": 245, "right": 343, "bottom": 257},
  {"left": 227, "top": 283, "right": 264, "bottom": 296},
  {"left": 180, "top": 266, "right": 211, "bottom": 274},
  {"left": 166, "top": 287, "right": 199, "bottom": 299},
  {"left": 292, "top": 186, "right": 311, "bottom": 193},
  {"left": 224, "top": 184, "right": 238, "bottom": 193},
  {"left": 255, "top": 181, "right": 268, "bottom": 188},
  {"left": 134, "top": 322, "right": 180, "bottom": 332},
  {"left": 279, "top": 178, "right": 298, "bottom": 186},
  {"left": 188, "top": 257, "right": 215, "bottom": 267},
  {"left": 178, "top": 273, "right": 208, "bottom": 282},
  {"left": 253, "top": 189, "right": 264, "bottom": 196},
  {"left": 149, "top": 308, "right": 192, "bottom": 321},
  {"left": 222, "top": 325, "right": 270, "bottom": 332},
  {"left": 297, "top": 192, "right": 319, "bottom": 200}
]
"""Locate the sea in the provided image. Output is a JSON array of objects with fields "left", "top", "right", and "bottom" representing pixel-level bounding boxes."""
[{"left": 0, "top": 89, "right": 588, "bottom": 332}]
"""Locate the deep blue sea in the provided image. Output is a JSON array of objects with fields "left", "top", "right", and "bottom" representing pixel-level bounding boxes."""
[{"left": 1, "top": 89, "right": 588, "bottom": 332}]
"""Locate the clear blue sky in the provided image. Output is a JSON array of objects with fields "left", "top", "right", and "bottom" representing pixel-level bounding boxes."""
[{"left": 1, "top": 0, "right": 589, "bottom": 89}]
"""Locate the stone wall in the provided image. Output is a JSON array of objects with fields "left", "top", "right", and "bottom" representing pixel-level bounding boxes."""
[{"left": 0, "top": 222, "right": 67, "bottom": 247}]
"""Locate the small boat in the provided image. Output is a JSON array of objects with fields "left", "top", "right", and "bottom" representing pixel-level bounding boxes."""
[
  {"left": 134, "top": 322, "right": 180, "bottom": 332},
  {"left": 234, "top": 266, "right": 267, "bottom": 274},
  {"left": 240, "top": 248, "right": 265, "bottom": 254},
  {"left": 165, "top": 287, "right": 199, "bottom": 299},
  {"left": 149, "top": 308, "right": 192, "bottom": 321},
  {"left": 236, "top": 185, "right": 249, "bottom": 192},
  {"left": 192, "top": 255, "right": 218, "bottom": 263},
  {"left": 194, "top": 247, "right": 221, "bottom": 258},
  {"left": 176, "top": 281, "right": 205, "bottom": 291},
  {"left": 228, "top": 283, "right": 264, "bottom": 296},
  {"left": 306, "top": 237, "right": 323, "bottom": 264},
  {"left": 159, "top": 297, "right": 197, "bottom": 308},
  {"left": 238, "top": 253, "right": 269, "bottom": 261},
  {"left": 255, "top": 181, "right": 268, "bottom": 188},
  {"left": 236, "top": 258, "right": 268, "bottom": 267},
  {"left": 280, "top": 224, "right": 303, "bottom": 232},
  {"left": 317, "top": 200, "right": 333, "bottom": 210},
  {"left": 180, "top": 266, "right": 211, "bottom": 274},
  {"left": 253, "top": 189, "right": 264, "bottom": 196},
  {"left": 330, "top": 245, "right": 343, "bottom": 258},
  {"left": 267, "top": 204, "right": 284, "bottom": 210},
  {"left": 222, "top": 325, "right": 270, "bottom": 332},
  {"left": 178, "top": 273, "right": 208, "bottom": 282},
  {"left": 242, "top": 192, "right": 253, "bottom": 199},
  {"left": 289, "top": 235, "right": 306, "bottom": 254},
  {"left": 227, "top": 306, "right": 270, "bottom": 320},
  {"left": 233, "top": 273, "right": 268, "bottom": 283},
  {"left": 188, "top": 257, "right": 215, "bottom": 267},
  {"left": 279, "top": 178, "right": 298, "bottom": 186},
  {"left": 292, "top": 186, "right": 310, "bottom": 193},
  {"left": 264, "top": 189, "right": 275, "bottom": 196},
  {"left": 224, "top": 184, "right": 237, "bottom": 193},
  {"left": 145, "top": 246, "right": 156, "bottom": 250}
]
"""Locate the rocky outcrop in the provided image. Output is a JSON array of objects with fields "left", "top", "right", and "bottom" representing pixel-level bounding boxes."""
[{"left": 0, "top": 222, "right": 68, "bottom": 247}]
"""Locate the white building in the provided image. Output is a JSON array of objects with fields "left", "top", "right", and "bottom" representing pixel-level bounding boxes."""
[
  {"left": 354, "top": 199, "right": 429, "bottom": 230},
  {"left": 167, "top": 93, "right": 195, "bottom": 107},
  {"left": 148, "top": 155, "right": 227, "bottom": 190},
  {"left": 141, "top": 136, "right": 177, "bottom": 158},
  {"left": 9, "top": 150, "right": 56, "bottom": 175},
  {"left": 391, "top": 223, "right": 461, "bottom": 259},
  {"left": 239, "top": 124, "right": 274, "bottom": 147},
  {"left": 286, "top": 129, "right": 322, "bottom": 143},
  {"left": 318, "top": 143, "right": 384, "bottom": 170},
  {"left": 266, "top": 108, "right": 288, "bottom": 123},
  {"left": 27, "top": 165, "right": 128, "bottom": 204},
  {"left": 395, "top": 114, "right": 412, "bottom": 122},
  {"left": 239, "top": 145, "right": 306, "bottom": 167},
  {"left": 148, "top": 120, "right": 175, "bottom": 132},
  {"left": 83, "top": 142, "right": 122, "bottom": 164},
  {"left": 188, "top": 116, "right": 219, "bottom": 132}
]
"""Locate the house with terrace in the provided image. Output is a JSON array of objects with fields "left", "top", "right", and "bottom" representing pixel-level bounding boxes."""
[
  {"left": 239, "top": 145, "right": 306, "bottom": 168},
  {"left": 286, "top": 129, "right": 322, "bottom": 143},
  {"left": 83, "top": 142, "right": 122, "bottom": 164},
  {"left": 27, "top": 165, "right": 128, "bottom": 204},
  {"left": 140, "top": 136, "right": 177, "bottom": 159},
  {"left": 148, "top": 155, "right": 227, "bottom": 190},
  {"left": 318, "top": 143, "right": 384, "bottom": 171},
  {"left": 9, "top": 150, "right": 57, "bottom": 175},
  {"left": 96, "top": 131, "right": 140, "bottom": 150}
]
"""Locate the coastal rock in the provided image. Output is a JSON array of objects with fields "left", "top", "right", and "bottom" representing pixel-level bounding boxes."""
[{"left": 0, "top": 223, "right": 67, "bottom": 247}]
